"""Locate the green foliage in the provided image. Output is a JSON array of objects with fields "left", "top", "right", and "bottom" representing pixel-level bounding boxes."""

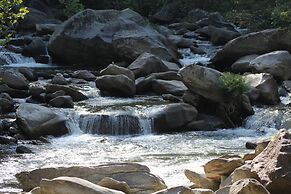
[
  {"left": 0, "top": 0, "right": 28, "bottom": 43},
  {"left": 219, "top": 72, "right": 249, "bottom": 97},
  {"left": 59, "top": 0, "right": 84, "bottom": 17}
]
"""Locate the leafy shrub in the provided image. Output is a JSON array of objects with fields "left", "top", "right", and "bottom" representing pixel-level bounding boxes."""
[
  {"left": 0, "top": 0, "right": 28, "bottom": 44},
  {"left": 219, "top": 72, "right": 249, "bottom": 97},
  {"left": 59, "top": 0, "right": 84, "bottom": 17}
]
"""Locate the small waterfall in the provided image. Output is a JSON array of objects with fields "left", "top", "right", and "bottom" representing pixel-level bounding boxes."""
[
  {"left": 0, "top": 51, "right": 35, "bottom": 65},
  {"left": 79, "top": 114, "right": 153, "bottom": 135}
]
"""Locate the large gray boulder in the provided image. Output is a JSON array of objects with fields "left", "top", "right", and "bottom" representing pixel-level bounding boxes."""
[
  {"left": 179, "top": 64, "right": 224, "bottom": 103},
  {"left": 244, "top": 73, "right": 280, "bottom": 105},
  {"left": 16, "top": 103, "right": 69, "bottom": 139},
  {"left": 128, "top": 53, "right": 180, "bottom": 78},
  {"left": 212, "top": 28, "right": 291, "bottom": 70},
  {"left": 149, "top": 103, "right": 198, "bottom": 133},
  {"left": 49, "top": 9, "right": 178, "bottom": 66},
  {"left": 16, "top": 163, "right": 167, "bottom": 193},
  {"left": 95, "top": 75, "right": 136, "bottom": 97},
  {"left": 249, "top": 50, "right": 291, "bottom": 80}
]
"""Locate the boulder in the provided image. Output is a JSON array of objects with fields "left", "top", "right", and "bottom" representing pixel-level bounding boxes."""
[
  {"left": 184, "top": 170, "right": 219, "bottom": 191},
  {"left": 151, "top": 0, "right": 181, "bottom": 24},
  {"left": 128, "top": 53, "right": 179, "bottom": 78},
  {"left": 248, "top": 51, "right": 291, "bottom": 80},
  {"left": 185, "top": 114, "right": 225, "bottom": 131},
  {"left": 162, "top": 94, "right": 182, "bottom": 102},
  {"left": 0, "top": 70, "right": 29, "bottom": 90},
  {"left": 19, "top": 8, "right": 61, "bottom": 31},
  {"left": 195, "top": 12, "right": 235, "bottom": 30},
  {"left": 22, "top": 38, "right": 47, "bottom": 58},
  {"left": 29, "top": 85, "right": 46, "bottom": 100},
  {"left": 0, "top": 136, "right": 17, "bottom": 145},
  {"left": 51, "top": 74, "right": 68, "bottom": 85},
  {"left": 153, "top": 186, "right": 194, "bottom": 194},
  {"left": 204, "top": 155, "right": 245, "bottom": 181},
  {"left": 16, "top": 145, "right": 33, "bottom": 154},
  {"left": 46, "top": 84, "right": 88, "bottom": 102},
  {"left": 18, "top": 68, "right": 38, "bottom": 82},
  {"left": 231, "top": 55, "right": 259, "bottom": 73},
  {"left": 49, "top": 96, "right": 74, "bottom": 108},
  {"left": 152, "top": 80, "right": 187, "bottom": 96},
  {"left": 214, "top": 186, "right": 230, "bottom": 194},
  {"left": 72, "top": 70, "right": 96, "bottom": 81},
  {"left": 212, "top": 28, "right": 291, "bottom": 70},
  {"left": 168, "top": 35, "right": 196, "bottom": 48},
  {"left": 244, "top": 73, "right": 280, "bottom": 105},
  {"left": 0, "top": 84, "right": 30, "bottom": 98},
  {"left": 36, "top": 23, "right": 59, "bottom": 35},
  {"left": 250, "top": 129, "right": 291, "bottom": 194},
  {"left": 187, "top": 9, "right": 209, "bottom": 23},
  {"left": 196, "top": 26, "right": 240, "bottom": 45},
  {"left": 136, "top": 71, "right": 181, "bottom": 94},
  {"left": 283, "top": 80, "right": 291, "bottom": 92},
  {"left": 39, "top": 176, "right": 125, "bottom": 194},
  {"left": 179, "top": 64, "right": 224, "bottom": 103},
  {"left": 100, "top": 64, "right": 135, "bottom": 81},
  {"left": 95, "top": 75, "right": 136, "bottom": 97},
  {"left": 45, "top": 90, "right": 66, "bottom": 103},
  {"left": 16, "top": 103, "right": 69, "bottom": 139},
  {"left": 0, "top": 93, "right": 14, "bottom": 114},
  {"left": 16, "top": 163, "right": 167, "bottom": 193},
  {"left": 48, "top": 9, "right": 177, "bottom": 66},
  {"left": 149, "top": 103, "right": 198, "bottom": 133},
  {"left": 229, "top": 179, "right": 270, "bottom": 194},
  {"left": 97, "top": 177, "right": 131, "bottom": 194}
]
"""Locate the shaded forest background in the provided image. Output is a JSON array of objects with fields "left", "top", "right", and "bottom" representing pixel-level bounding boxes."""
[{"left": 66, "top": 0, "right": 291, "bottom": 30}]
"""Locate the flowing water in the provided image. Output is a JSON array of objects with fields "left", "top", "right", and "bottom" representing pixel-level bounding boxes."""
[
  {"left": 0, "top": 38, "right": 289, "bottom": 193},
  {"left": 0, "top": 82, "right": 284, "bottom": 193}
]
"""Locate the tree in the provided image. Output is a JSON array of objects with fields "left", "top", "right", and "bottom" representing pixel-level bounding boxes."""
[{"left": 0, "top": 0, "right": 28, "bottom": 43}]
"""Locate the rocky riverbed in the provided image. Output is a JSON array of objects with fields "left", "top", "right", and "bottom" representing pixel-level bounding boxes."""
[{"left": 0, "top": 1, "right": 291, "bottom": 194}]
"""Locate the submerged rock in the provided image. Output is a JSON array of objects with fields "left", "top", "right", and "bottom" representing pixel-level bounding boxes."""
[
  {"left": 16, "top": 103, "right": 69, "bottom": 139},
  {"left": 16, "top": 163, "right": 167, "bottom": 193},
  {"left": 48, "top": 9, "right": 177, "bottom": 66}
]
